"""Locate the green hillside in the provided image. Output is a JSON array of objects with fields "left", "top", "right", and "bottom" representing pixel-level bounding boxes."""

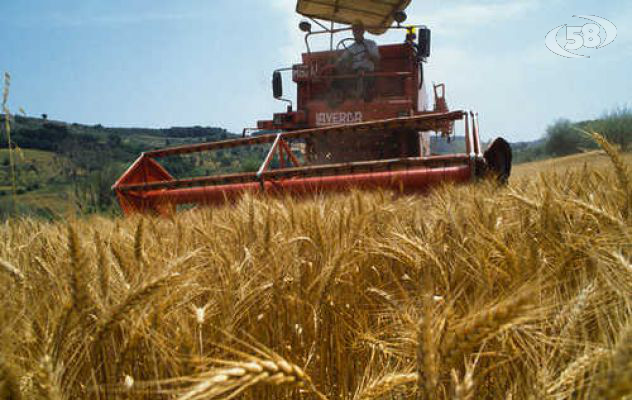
[{"left": 0, "top": 115, "right": 268, "bottom": 218}]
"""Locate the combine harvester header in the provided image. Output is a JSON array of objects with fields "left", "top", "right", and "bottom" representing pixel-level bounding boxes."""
[{"left": 113, "top": 0, "right": 512, "bottom": 216}]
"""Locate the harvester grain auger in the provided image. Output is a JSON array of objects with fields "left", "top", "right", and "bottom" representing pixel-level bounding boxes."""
[{"left": 113, "top": 0, "right": 512, "bottom": 216}]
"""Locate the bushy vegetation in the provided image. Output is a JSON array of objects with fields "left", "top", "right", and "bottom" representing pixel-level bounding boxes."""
[
  {"left": 544, "top": 119, "right": 596, "bottom": 156},
  {"left": 513, "top": 107, "right": 632, "bottom": 163},
  {"left": 589, "top": 107, "right": 632, "bottom": 150},
  {"left": 0, "top": 134, "right": 630, "bottom": 399},
  {"left": 3, "top": 115, "right": 235, "bottom": 150}
]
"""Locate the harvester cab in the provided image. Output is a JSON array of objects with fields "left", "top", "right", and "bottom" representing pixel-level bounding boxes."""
[
  {"left": 112, "top": 0, "right": 512, "bottom": 216},
  {"left": 259, "top": 24, "right": 439, "bottom": 120},
  {"left": 257, "top": 6, "right": 454, "bottom": 164}
]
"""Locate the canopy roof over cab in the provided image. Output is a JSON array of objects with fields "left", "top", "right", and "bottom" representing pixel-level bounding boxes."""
[{"left": 296, "top": 0, "right": 412, "bottom": 35}]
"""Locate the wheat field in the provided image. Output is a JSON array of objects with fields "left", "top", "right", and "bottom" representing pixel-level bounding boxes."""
[{"left": 1, "top": 136, "right": 630, "bottom": 399}]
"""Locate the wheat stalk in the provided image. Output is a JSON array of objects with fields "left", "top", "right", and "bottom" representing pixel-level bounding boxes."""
[
  {"left": 175, "top": 355, "right": 328, "bottom": 400},
  {"left": 67, "top": 225, "right": 93, "bottom": 316},
  {"left": 355, "top": 372, "right": 417, "bottom": 400},
  {"left": 554, "top": 281, "right": 596, "bottom": 337},
  {"left": 0, "top": 258, "right": 24, "bottom": 283},
  {"left": 442, "top": 293, "right": 531, "bottom": 367},
  {"left": 34, "top": 355, "right": 64, "bottom": 400},
  {"left": 416, "top": 297, "right": 439, "bottom": 399},
  {"left": 1, "top": 72, "right": 18, "bottom": 208},
  {"left": 585, "top": 130, "right": 631, "bottom": 220},
  {"left": 134, "top": 218, "right": 146, "bottom": 267},
  {"left": 563, "top": 198, "right": 625, "bottom": 228},
  {"left": 451, "top": 368, "right": 474, "bottom": 400},
  {"left": 92, "top": 271, "right": 180, "bottom": 348},
  {"left": 0, "top": 153, "right": 630, "bottom": 399},
  {"left": 95, "top": 231, "right": 110, "bottom": 305},
  {"left": 110, "top": 245, "right": 131, "bottom": 282},
  {"left": 547, "top": 347, "right": 610, "bottom": 396}
]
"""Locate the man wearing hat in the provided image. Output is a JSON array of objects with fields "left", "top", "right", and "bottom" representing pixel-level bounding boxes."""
[
  {"left": 329, "top": 20, "right": 381, "bottom": 103},
  {"left": 337, "top": 20, "right": 381, "bottom": 74}
]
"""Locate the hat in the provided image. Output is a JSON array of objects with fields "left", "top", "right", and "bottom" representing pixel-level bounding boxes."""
[{"left": 352, "top": 19, "right": 365, "bottom": 29}]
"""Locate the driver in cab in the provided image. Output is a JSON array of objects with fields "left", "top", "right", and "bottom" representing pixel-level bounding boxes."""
[
  {"left": 336, "top": 21, "right": 381, "bottom": 73},
  {"left": 326, "top": 20, "right": 380, "bottom": 104}
]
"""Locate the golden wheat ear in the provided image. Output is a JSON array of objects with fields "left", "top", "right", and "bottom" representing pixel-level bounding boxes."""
[
  {"left": 416, "top": 295, "right": 439, "bottom": 400},
  {"left": 549, "top": 347, "right": 609, "bottom": 397},
  {"left": 451, "top": 366, "right": 474, "bottom": 400},
  {"left": 441, "top": 291, "right": 533, "bottom": 368},
  {"left": 0, "top": 258, "right": 24, "bottom": 283},
  {"left": 67, "top": 225, "right": 94, "bottom": 318},
  {"left": 156, "top": 332, "right": 329, "bottom": 400},
  {"left": 133, "top": 218, "right": 147, "bottom": 267},
  {"left": 354, "top": 372, "right": 417, "bottom": 400},
  {"left": 34, "top": 355, "right": 64, "bottom": 400},
  {"left": 582, "top": 129, "right": 631, "bottom": 220},
  {"left": 2, "top": 72, "right": 19, "bottom": 209},
  {"left": 92, "top": 270, "right": 182, "bottom": 349},
  {"left": 94, "top": 231, "right": 110, "bottom": 306}
]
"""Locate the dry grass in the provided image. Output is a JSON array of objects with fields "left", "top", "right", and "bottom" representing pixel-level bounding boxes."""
[{"left": 0, "top": 135, "right": 630, "bottom": 399}]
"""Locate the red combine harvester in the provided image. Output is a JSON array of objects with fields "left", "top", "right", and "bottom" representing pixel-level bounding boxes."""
[{"left": 113, "top": 0, "right": 512, "bottom": 216}]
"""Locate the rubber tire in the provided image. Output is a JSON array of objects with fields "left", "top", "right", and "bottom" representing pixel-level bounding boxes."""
[{"left": 483, "top": 137, "right": 512, "bottom": 184}]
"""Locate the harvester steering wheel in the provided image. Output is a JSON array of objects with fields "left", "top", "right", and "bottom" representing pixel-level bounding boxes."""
[
  {"left": 336, "top": 38, "right": 368, "bottom": 56},
  {"left": 318, "top": 38, "right": 368, "bottom": 78},
  {"left": 318, "top": 37, "right": 369, "bottom": 106},
  {"left": 327, "top": 37, "right": 368, "bottom": 77}
]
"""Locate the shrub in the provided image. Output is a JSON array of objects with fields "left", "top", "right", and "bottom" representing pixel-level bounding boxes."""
[
  {"left": 545, "top": 119, "right": 596, "bottom": 156},
  {"left": 588, "top": 107, "right": 632, "bottom": 150}
]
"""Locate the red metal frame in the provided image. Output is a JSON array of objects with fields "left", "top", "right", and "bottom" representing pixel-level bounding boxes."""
[{"left": 113, "top": 111, "right": 483, "bottom": 215}]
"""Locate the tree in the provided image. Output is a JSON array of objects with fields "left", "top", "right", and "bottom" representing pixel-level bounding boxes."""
[
  {"left": 240, "top": 157, "right": 261, "bottom": 172},
  {"left": 107, "top": 133, "right": 122, "bottom": 147},
  {"left": 544, "top": 119, "right": 594, "bottom": 156},
  {"left": 590, "top": 107, "right": 632, "bottom": 150}
]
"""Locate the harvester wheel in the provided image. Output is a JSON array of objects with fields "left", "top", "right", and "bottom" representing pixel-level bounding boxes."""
[{"left": 483, "top": 137, "right": 512, "bottom": 184}]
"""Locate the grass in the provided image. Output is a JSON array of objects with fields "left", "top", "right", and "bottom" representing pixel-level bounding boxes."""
[
  {"left": 0, "top": 148, "right": 55, "bottom": 163},
  {"left": 0, "top": 148, "right": 80, "bottom": 217},
  {"left": 0, "top": 148, "right": 66, "bottom": 187},
  {"left": 0, "top": 135, "right": 630, "bottom": 399}
]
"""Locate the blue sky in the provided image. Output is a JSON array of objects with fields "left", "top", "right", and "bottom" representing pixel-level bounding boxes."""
[{"left": 1, "top": 0, "right": 630, "bottom": 142}]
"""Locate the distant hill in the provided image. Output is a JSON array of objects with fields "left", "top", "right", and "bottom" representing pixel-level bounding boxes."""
[
  {"left": 0, "top": 115, "right": 266, "bottom": 218},
  {"left": 1, "top": 115, "right": 239, "bottom": 153}
]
